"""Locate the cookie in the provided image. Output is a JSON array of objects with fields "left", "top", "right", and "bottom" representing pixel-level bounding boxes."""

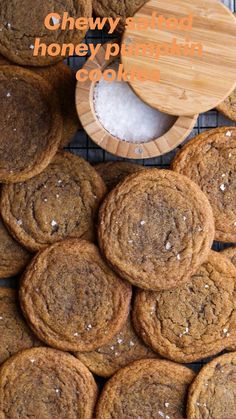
[
  {"left": 172, "top": 127, "right": 236, "bottom": 242},
  {"left": 0, "top": 66, "right": 62, "bottom": 182},
  {"left": 0, "top": 288, "right": 40, "bottom": 365},
  {"left": 187, "top": 352, "right": 236, "bottom": 418},
  {"left": 221, "top": 247, "right": 236, "bottom": 267},
  {"left": 93, "top": 0, "right": 147, "bottom": 33},
  {"left": 0, "top": 347, "right": 98, "bottom": 419},
  {"left": 0, "top": 56, "right": 80, "bottom": 147},
  {"left": 20, "top": 239, "right": 132, "bottom": 352},
  {"left": 75, "top": 314, "right": 157, "bottom": 377},
  {"left": 0, "top": 0, "right": 92, "bottom": 66},
  {"left": 98, "top": 169, "right": 215, "bottom": 291},
  {"left": 0, "top": 217, "right": 30, "bottom": 279},
  {"left": 133, "top": 251, "right": 236, "bottom": 363},
  {"left": 1, "top": 152, "right": 106, "bottom": 252},
  {"left": 95, "top": 161, "right": 145, "bottom": 191},
  {"left": 96, "top": 359, "right": 195, "bottom": 418}
]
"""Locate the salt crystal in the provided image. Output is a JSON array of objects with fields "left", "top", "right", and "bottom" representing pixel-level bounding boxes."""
[
  {"left": 140, "top": 220, "right": 145, "bottom": 226},
  {"left": 164, "top": 402, "right": 170, "bottom": 407},
  {"left": 44, "top": 198, "right": 48, "bottom": 202},
  {"left": 13, "top": 128, "right": 16, "bottom": 132},
  {"left": 229, "top": 153, "right": 232, "bottom": 158},
  {"left": 165, "top": 241, "right": 172, "bottom": 250},
  {"left": 0, "top": 316, "right": 3, "bottom": 320},
  {"left": 93, "top": 61, "right": 176, "bottom": 144},
  {"left": 205, "top": 284, "right": 209, "bottom": 289},
  {"left": 7, "top": 23, "right": 11, "bottom": 29},
  {"left": 158, "top": 412, "right": 164, "bottom": 417},
  {"left": 222, "top": 174, "right": 226, "bottom": 178},
  {"left": 233, "top": 222, "right": 236, "bottom": 226},
  {"left": 17, "top": 219, "right": 22, "bottom": 226},
  {"left": 176, "top": 254, "right": 181, "bottom": 260},
  {"left": 128, "top": 240, "right": 133, "bottom": 244},
  {"left": 52, "top": 16, "right": 60, "bottom": 25},
  {"left": 129, "top": 340, "right": 135, "bottom": 347},
  {"left": 29, "top": 44, "right": 34, "bottom": 50},
  {"left": 51, "top": 220, "right": 57, "bottom": 227},
  {"left": 183, "top": 216, "right": 187, "bottom": 221},
  {"left": 117, "top": 338, "right": 123, "bottom": 344},
  {"left": 86, "top": 324, "right": 92, "bottom": 331},
  {"left": 30, "top": 359, "right": 35, "bottom": 363},
  {"left": 223, "top": 328, "right": 228, "bottom": 334},
  {"left": 6, "top": 92, "right": 11, "bottom": 97},
  {"left": 226, "top": 131, "right": 232, "bottom": 137},
  {"left": 220, "top": 184, "right": 226, "bottom": 191},
  {"left": 55, "top": 389, "right": 60, "bottom": 394},
  {"left": 58, "top": 180, "right": 62, "bottom": 184},
  {"left": 110, "top": 346, "right": 114, "bottom": 350},
  {"left": 56, "top": 194, "right": 59, "bottom": 198},
  {"left": 74, "top": 332, "right": 79, "bottom": 337}
]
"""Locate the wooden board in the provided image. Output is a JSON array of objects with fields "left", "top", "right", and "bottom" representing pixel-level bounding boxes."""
[{"left": 122, "top": 0, "right": 236, "bottom": 116}]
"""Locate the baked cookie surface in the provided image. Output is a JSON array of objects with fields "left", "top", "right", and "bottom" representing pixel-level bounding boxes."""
[
  {"left": 133, "top": 251, "right": 236, "bottom": 363},
  {"left": 188, "top": 352, "right": 236, "bottom": 419},
  {"left": 20, "top": 239, "right": 132, "bottom": 351},
  {"left": 75, "top": 314, "right": 157, "bottom": 377},
  {"left": 1, "top": 152, "right": 106, "bottom": 251},
  {"left": 172, "top": 126, "right": 236, "bottom": 242},
  {"left": 96, "top": 359, "right": 195, "bottom": 419},
  {"left": 0, "top": 218, "right": 30, "bottom": 278},
  {"left": 0, "top": 0, "right": 92, "bottom": 66},
  {"left": 0, "top": 66, "right": 62, "bottom": 182},
  {"left": 95, "top": 161, "right": 145, "bottom": 191},
  {"left": 98, "top": 169, "right": 214, "bottom": 291},
  {"left": 0, "top": 347, "right": 98, "bottom": 419},
  {"left": 221, "top": 247, "right": 236, "bottom": 267},
  {"left": 0, "top": 288, "right": 40, "bottom": 365}
]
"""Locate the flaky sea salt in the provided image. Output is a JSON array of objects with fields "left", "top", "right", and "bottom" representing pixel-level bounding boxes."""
[{"left": 93, "top": 61, "right": 176, "bottom": 144}]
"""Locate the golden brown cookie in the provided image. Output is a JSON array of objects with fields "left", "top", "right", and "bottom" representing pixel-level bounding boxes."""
[
  {"left": 133, "top": 251, "right": 236, "bottom": 363},
  {"left": 75, "top": 314, "right": 157, "bottom": 377},
  {"left": 0, "top": 0, "right": 92, "bottom": 66},
  {"left": 0, "top": 288, "right": 40, "bottom": 365},
  {"left": 221, "top": 247, "right": 236, "bottom": 268},
  {"left": 172, "top": 127, "right": 236, "bottom": 242},
  {"left": 187, "top": 352, "right": 236, "bottom": 419},
  {"left": 95, "top": 161, "right": 145, "bottom": 191},
  {"left": 96, "top": 359, "right": 195, "bottom": 418},
  {"left": 20, "top": 239, "right": 132, "bottom": 352},
  {"left": 0, "top": 56, "right": 80, "bottom": 147},
  {"left": 98, "top": 169, "right": 215, "bottom": 291},
  {"left": 1, "top": 152, "right": 106, "bottom": 252},
  {"left": 93, "top": 0, "right": 147, "bottom": 33},
  {"left": 0, "top": 347, "right": 98, "bottom": 419},
  {"left": 0, "top": 66, "right": 62, "bottom": 182},
  {"left": 0, "top": 218, "right": 30, "bottom": 279}
]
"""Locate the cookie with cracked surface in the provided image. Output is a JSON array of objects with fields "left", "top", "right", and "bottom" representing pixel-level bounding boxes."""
[
  {"left": 75, "top": 314, "right": 157, "bottom": 377},
  {"left": 95, "top": 161, "right": 145, "bottom": 191},
  {"left": 0, "top": 56, "right": 80, "bottom": 147},
  {"left": 93, "top": 0, "right": 147, "bottom": 33},
  {"left": 96, "top": 359, "right": 195, "bottom": 419},
  {"left": 187, "top": 352, "right": 236, "bottom": 419},
  {"left": 0, "top": 218, "right": 30, "bottom": 279},
  {"left": 1, "top": 152, "right": 106, "bottom": 252},
  {"left": 133, "top": 251, "right": 236, "bottom": 363},
  {"left": 0, "top": 347, "right": 98, "bottom": 419},
  {"left": 221, "top": 247, "right": 236, "bottom": 268},
  {"left": 0, "top": 0, "right": 92, "bottom": 66},
  {"left": 0, "top": 288, "right": 40, "bottom": 365},
  {"left": 0, "top": 66, "right": 62, "bottom": 182},
  {"left": 20, "top": 239, "right": 132, "bottom": 352},
  {"left": 172, "top": 127, "right": 236, "bottom": 242},
  {"left": 98, "top": 169, "right": 215, "bottom": 291}
]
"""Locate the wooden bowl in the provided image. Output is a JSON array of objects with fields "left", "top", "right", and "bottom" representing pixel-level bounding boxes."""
[{"left": 75, "top": 44, "right": 198, "bottom": 159}]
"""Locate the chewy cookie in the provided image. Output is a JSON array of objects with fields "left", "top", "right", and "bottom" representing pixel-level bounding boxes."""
[
  {"left": 98, "top": 169, "right": 214, "bottom": 291},
  {"left": 221, "top": 247, "right": 236, "bottom": 267},
  {"left": 133, "top": 251, "right": 236, "bottom": 363},
  {"left": 173, "top": 127, "right": 236, "bottom": 242},
  {"left": 75, "top": 314, "right": 157, "bottom": 377},
  {"left": 0, "top": 66, "right": 62, "bottom": 182},
  {"left": 1, "top": 152, "right": 106, "bottom": 252},
  {"left": 0, "top": 288, "right": 40, "bottom": 365},
  {"left": 20, "top": 239, "right": 132, "bottom": 352},
  {"left": 0, "top": 0, "right": 92, "bottom": 66},
  {"left": 93, "top": 0, "right": 147, "bottom": 33},
  {"left": 95, "top": 161, "right": 145, "bottom": 191},
  {"left": 96, "top": 359, "right": 195, "bottom": 418},
  {"left": 187, "top": 352, "right": 236, "bottom": 418},
  {"left": 0, "top": 218, "right": 30, "bottom": 278},
  {"left": 0, "top": 347, "right": 98, "bottom": 419}
]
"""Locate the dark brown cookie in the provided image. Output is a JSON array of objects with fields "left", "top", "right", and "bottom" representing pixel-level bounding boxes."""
[
  {"left": 221, "top": 247, "right": 236, "bottom": 268},
  {"left": 75, "top": 314, "right": 157, "bottom": 377},
  {"left": 0, "top": 0, "right": 92, "bottom": 66},
  {"left": 98, "top": 169, "right": 215, "bottom": 291},
  {"left": 0, "top": 217, "right": 30, "bottom": 279},
  {"left": 0, "top": 288, "right": 40, "bottom": 365},
  {"left": 96, "top": 359, "right": 195, "bottom": 418},
  {"left": 172, "top": 127, "right": 236, "bottom": 242},
  {"left": 0, "top": 56, "right": 80, "bottom": 147},
  {"left": 0, "top": 347, "right": 98, "bottom": 419},
  {"left": 95, "top": 161, "right": 145, "bottom": 191},
  {"left": 20, "top": 239, "right": 132, "bottom": 352},
  {"left": 1, "top": 152, "right": 106, "bottom": 252},
  {"left": 0, "top": 66, "right": 62, "bottom": 182},
  {"left": 93, "top": 0, "right": 147, "bottom": 33},
  {"left": 187, "top": 352, "right": 236, "bottom": 419},
  {"left": 133, "top": 251, "right": 236, "bottom": 363}
]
